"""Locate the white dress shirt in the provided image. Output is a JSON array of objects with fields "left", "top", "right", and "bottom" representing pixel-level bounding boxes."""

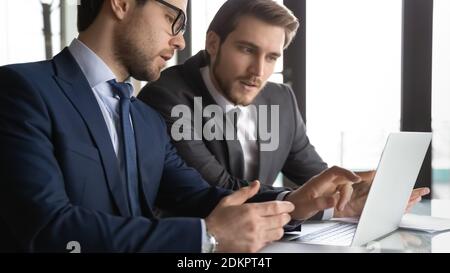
[
  {"left": 200, "top": 66, "right": 259, "bottom": 181},
  {"left": 200, "top": 66, "right": 333, "bottom": 220}
]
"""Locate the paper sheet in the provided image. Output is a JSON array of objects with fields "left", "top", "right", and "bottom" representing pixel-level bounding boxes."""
[{"left": 399, "top": 214, "right": 450, "bottom": 233}]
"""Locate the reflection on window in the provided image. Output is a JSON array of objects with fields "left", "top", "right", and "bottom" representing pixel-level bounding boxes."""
[
  {"left": 432, "top": 0, "right": 450, "bottom": 199},
  {"left": 306, "top": 0, "right": 402, "bottom": 170}
]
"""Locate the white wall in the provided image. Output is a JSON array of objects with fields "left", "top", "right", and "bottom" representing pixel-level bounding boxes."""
[
  {"left": 432, "top": 0, "right": 450, "bottom": 199},
  {"left": 432, "top": 0, "right": 450, "bottom": 169},
  {"left": 306, "top": 0, "right": 402, "bottom": 170}
]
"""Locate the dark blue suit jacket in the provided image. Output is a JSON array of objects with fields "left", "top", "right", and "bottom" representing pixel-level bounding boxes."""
[{"left": 0, "top": 49, "right": 280, "bottom": 252}]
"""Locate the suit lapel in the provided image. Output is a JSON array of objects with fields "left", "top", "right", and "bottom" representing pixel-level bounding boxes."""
[
  {"left": 52, "top": 48, "right": 131, "bottom": 216},
  {"left": 182, "top": 51, "right": 245, "bottom": 178},
  {"left": 129, "top": 104, "right": 156, "bottom": 217},
  {"left": 252, "top": 92, "right": 269, "bottom": 182}
]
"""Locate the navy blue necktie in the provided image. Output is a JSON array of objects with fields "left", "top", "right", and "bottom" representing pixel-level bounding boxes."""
[{"left": 108, "top": 80, "right": 141, "bottom": 216}]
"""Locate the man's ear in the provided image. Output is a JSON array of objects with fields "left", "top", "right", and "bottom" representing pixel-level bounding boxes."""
[
  {"left": 205, "top": 31, "right": 221, "bottom": 59},
  {"left": 109, "top": 0, "right": 132, "bottom": 20}
]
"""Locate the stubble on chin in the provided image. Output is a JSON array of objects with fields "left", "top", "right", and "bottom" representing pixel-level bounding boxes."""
[{"left": 114, "top": 31, "right": 161, "bottom": 82}]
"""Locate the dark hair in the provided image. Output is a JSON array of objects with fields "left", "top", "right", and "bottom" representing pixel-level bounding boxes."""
[
  {"left": 207, "top": 0, "right": 300, "bottom": 49},
  {"left": 77, "top": 0, "right": 149, "bottom": 32}
]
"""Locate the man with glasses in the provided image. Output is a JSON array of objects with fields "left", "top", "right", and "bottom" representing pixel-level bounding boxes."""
[
  {"left": 155, "top": 0, "right": 187, "bottom": 36},
  {"left": 0, "top": 0, "right": 362, "bottom": 253}
]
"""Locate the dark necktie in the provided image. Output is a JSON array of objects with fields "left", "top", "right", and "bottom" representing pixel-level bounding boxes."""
[
  {"left": 108, "top": 80, "right": 141, "bottom": 216},
  {"left": 226, "top": 108, "right": 245, "bottom": 179}
]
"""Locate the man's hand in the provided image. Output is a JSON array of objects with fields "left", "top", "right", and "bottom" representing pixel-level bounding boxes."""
[
  {"left": 333, "top": 170, "right": 375, "bottom": 218},
  {"left": 205, "top": 181, "right": 294, "bottom": 253},
  {"left": 334, "top": 170, "right": 431, "bottom": 217},
  {"left": 405, "top": 187, "right": 430, "bottom": 213},
  {"left": 285, "top": 166, "right": 362, "bottom": 220}
]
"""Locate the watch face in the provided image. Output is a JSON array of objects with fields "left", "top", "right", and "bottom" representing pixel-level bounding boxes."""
[
  {"left": 202, "top": 232, "right": 216, "bottom": 253},
  {"left": 210, "top": 234, "right": 218, "bottom": 253},
  {"left": 207, "top": 232, "right": 217, "bottom": 253}
]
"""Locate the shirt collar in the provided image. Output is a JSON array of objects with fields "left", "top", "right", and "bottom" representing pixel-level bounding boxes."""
[{"left": 68, "top": 39, "right": 134, "bottom": 97}]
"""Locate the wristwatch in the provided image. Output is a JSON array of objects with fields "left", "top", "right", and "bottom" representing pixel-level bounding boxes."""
[{"left": 203, "top": 230, "right": 219, "bottom": 253}]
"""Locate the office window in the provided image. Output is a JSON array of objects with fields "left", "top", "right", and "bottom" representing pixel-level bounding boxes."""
[
  {"left": 0, "top": 0, "right": 60, "bottom": 65},
  {"left": 190, "top": 0, "right": 284, "bottom": 84},
  {"left": 432, "top": 0, "right": 450, "bottom": 199},
  {"left": 306, "top": 0, "right": 402, "bottom": 170}
]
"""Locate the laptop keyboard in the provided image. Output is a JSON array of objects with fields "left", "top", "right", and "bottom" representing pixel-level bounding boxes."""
[{"left": 293, "top": 222, "right": 357, "bottom": 246}]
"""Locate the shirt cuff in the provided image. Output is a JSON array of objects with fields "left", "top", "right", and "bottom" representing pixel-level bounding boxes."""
[
  {"left": 276, "top": 191, "right": 291, "bottom": 201},
  {"left": 200, "top": 219, "right": 208, "bottom": 253},
  {"left": 322, "top": 207, "right": 334, "bottom": 220}
]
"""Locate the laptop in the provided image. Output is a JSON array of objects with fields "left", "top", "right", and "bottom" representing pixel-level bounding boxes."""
[{"left": 290, "top": 132, "right": 432, "bottom": 247}]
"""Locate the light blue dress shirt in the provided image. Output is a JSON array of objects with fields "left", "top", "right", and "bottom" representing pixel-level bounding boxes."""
[
  {"left": 68, "top": 39, "right": 210, "bottom": 252},
  {"left": 68, "top": 39, "right": 132, "bottom": 169}
]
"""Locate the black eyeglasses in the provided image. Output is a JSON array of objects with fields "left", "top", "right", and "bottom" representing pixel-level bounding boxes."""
[{"left": 154, "top": 0, "right": 186, "bottom": 36}]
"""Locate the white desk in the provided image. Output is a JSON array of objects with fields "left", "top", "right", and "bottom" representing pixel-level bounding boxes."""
[{"left": 261, "top": 199, "right": 450, "bottom": 253}]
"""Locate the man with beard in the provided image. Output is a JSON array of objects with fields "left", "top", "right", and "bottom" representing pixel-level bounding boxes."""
[
  {"left": 0, "top": 0, "right": 364, "bottom": 253},
  {"left": 139, "top": 0, "right": 429, "bottom": 220}
]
